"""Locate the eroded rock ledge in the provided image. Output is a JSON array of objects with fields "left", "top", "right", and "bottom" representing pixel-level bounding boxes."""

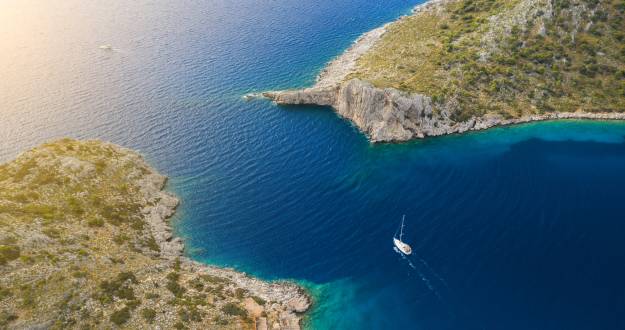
[
  {"left": 263, "top": 79, "right": 625, "bottom": 143},
  {"left": 257, "top": 0, "right": 625, "bottom": 143}
]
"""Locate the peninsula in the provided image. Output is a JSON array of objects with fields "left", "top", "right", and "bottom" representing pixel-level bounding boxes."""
[
  {"left": 0, "top": 139, "right": 310, "bottom": 329},
  {"left": 263, "top": 0, "right": 625, "bottom": 142}
]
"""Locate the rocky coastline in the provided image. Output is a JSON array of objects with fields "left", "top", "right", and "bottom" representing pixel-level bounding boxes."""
[
  {"left": 140, "top": 160, "right": 311, "bottom": 329},
  {"left": 259, "top": 0, "right": 625, "bottom": 143},
  {"left": 0, "top": 139, "right": 310, "bottom": 329},
  {"left": 263, "top": 79, "right": 625, "bottom": 142}
]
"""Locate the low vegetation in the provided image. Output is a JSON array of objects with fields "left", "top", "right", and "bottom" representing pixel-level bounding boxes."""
[
  {"left": 0, "top": 139, "right": 288, "bottom": 329},
  {"left": 350, "top": 0, "right": 625, "bottom": 121}
]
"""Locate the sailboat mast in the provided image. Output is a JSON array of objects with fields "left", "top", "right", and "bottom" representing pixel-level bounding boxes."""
[{"left": 400, "top": 215, "right": 405, "bottom": 241}]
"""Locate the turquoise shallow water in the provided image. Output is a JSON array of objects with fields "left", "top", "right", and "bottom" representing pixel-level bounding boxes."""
[{"left": 2, "top": 1, "right": 625, "bottom": 329}]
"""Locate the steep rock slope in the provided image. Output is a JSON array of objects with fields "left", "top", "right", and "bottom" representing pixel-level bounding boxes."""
[{"left": 264, "top": 0, "right": 625, "bottom": 142}]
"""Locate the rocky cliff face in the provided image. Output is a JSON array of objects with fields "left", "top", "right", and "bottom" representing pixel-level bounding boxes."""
[
  {"left": 263, "top": 88, "right": 336, "bottom": 106},
  {"left": 263, "top": 79, "right": 625, "bottom": 142},
  {"left": 334, "top": 79, "right": 441, "bottom": 142},
  {"left": 265, "top": 79, "right": 444, "bottom": 142},
  {"left": 260, "top": 0, "right": 625, "bottom": 142}
]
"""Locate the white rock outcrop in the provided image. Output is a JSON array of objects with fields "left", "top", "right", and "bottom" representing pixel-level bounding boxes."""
[
  {"left": 260, "top": 0, "right": 625, "bottom": 143},
  {"left": 264, "top": 79, "right": 625, "bottom": 143}
]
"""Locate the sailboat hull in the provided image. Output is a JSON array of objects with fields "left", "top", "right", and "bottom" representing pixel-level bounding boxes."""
[{"left": 393, "top": 238, "right": 412, "bottom": 255}]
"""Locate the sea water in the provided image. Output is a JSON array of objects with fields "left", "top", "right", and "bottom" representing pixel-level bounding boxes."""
[{"left": 2, "top": 1, "right": 625, "bottom": 329}]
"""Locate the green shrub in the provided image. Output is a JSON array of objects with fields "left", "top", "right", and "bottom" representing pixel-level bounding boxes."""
[
  {"left": 173, "top": 321, "right": 187, "bottom": 330},
  {"left": 22, "top": 204, "right": 57, "bottom": 220},
  {"left": 200, "top": 274, "right": 228, "bottom": 284},
  {"left": 167, "top": 272, "right": 180, "bottom": 282},
  {"left": 13, "top": 159, "right": 37, "bottom": 181},
  {"left": 20, "top": 285, "right": 35, "bottom": 308},
  {"left": 110, "top": 307, "right": 131, "bottom": 325},
  {"left": 188, "top": 277, "right": 204, "bottom": 291},
  {"left": 141, "top": 308, "right": 157, "bottom": 323},
  {"left": 102, "top": 205, "right": 124, "bottom": 226},
  {"left": 251, "top": 296, "right": 266, "bottom": 306},
  {"left": 143, "top": 236, "right": 159, "bottom": 252},
  {"left": 145, "top": 292, "right": 160, "bottom": 300},
  {"left": 66, "top": 197, "right": 84, "bottom": 215},
  {"left": 221, "top": 303, "right": 247, "bottom": 317},
  {"left": 166, "top": 281, "right": 186, "bottom": 297},
  {"left": 99, "top": 272, "right": 138, "bottom": 302},
  {"left": 178, "top": 306, "right": 203, "bottom": 322},
  {"left": 0, "top": 287, "right": 12, "bottom": 300},
  {"left": 0, "top": 245, "right": 20, "bottom": 265},
  {"left": 130, "top": 219, "right": 144, "bottom": 231},
  {"left": 0, "top": 311, "right": 18, "bottom": 327},
  {"left": 234, "top": 288, "right": 247, "bottom": 299},
  {"left": 127, "top": 299, "right": 141, "bottom": 310},
  {"left": 0, "top": 236, "right": 17, "bottom": 245},
  {"left": 213, "top": 316, "right": 229, "bottom": 325},
  {"left": 94, "top": 160, "right": 107, "bottom": 174},
  {"left": 42, "top": 228, "right": 61, "bottom": 239},
  {"left": 113, "top": 234, "right": 129, "bottom": 245},
  {"left": 12, "top": 193, "right": 30, "bottom": 203},
  {"left": 71, "top": 271, "right": 88, "bottom": 278},
  {"left": 87, "top": 216, "right": 104, "bottom": 228}
]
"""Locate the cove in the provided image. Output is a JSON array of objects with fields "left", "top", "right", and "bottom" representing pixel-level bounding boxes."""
[{"left": 2, "top": 0, "right": 625, "bottom": 329}]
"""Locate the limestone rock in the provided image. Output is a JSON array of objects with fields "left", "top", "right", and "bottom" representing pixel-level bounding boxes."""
[
  {"left": 243, "top": 297, "right": 264, "bottom": 318},
  {"left": 263, "top": 88, "right": 336, "bottom": 106},
  {"left": 263, "top": 79, "right": 625, "bottom": 143}
]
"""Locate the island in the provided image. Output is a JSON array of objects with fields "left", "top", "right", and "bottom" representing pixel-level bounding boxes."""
[
  {"left": 0, "top": 139, "right": 310, "bottom": 329},
  {"left": 263, "top": 0, "right": 625, "bottom": 142}
]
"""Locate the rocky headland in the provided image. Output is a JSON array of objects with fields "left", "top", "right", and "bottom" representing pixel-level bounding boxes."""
[
  {"left": 261, "top": 0, "right": 625, "bottom": 142},
  {"left": 0, "top": 139, "right": 310, "bottom": 329}
]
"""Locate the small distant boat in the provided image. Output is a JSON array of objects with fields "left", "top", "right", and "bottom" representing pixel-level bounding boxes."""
[
  {"left": 393, "top": 215, "right": 412, "bottom": 255},
  {"left": 99, "top": 44, "right": 113, "bottom": 51}
]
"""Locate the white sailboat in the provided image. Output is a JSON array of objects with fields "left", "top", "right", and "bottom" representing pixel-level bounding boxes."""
[{"left": 393, "top": 215, "right": 412, "bottom": 255}]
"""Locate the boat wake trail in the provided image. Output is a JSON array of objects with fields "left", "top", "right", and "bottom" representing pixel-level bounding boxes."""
[
  {"left": 415, "top": 256, "right": 450, "bottom": 290},
  {"left": 394, "top": 247, "right": 457, "bottom": 320},
  {"left": 394, "top": 247, "right": 444, "bottom": 302},
  {"left": 394, "top": 247, "right": 417, "bottom": 269}
]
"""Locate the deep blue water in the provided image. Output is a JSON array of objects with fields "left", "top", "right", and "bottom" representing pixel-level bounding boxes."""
[{"left": 2, "top": 1, "right": 625, "bottom": 329}]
